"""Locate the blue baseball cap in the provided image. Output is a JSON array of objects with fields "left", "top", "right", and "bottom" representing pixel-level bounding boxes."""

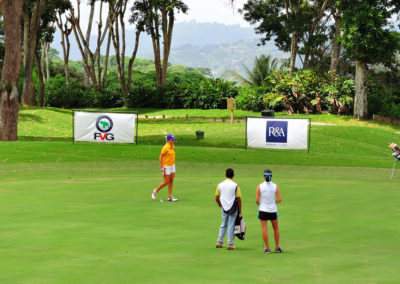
[{"left": 166, "top": 134, "right": 176, "bottom": 141}]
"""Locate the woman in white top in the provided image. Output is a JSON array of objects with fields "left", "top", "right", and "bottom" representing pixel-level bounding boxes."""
[{"left": 256, "top": 169, "right": 283, "bottom": 254}]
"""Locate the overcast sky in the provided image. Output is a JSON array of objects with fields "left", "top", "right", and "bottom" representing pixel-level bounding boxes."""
[
  {"left": 73, "top": 0, "right": 250, "bottom": 34},
  {"left": 175, "top": 0, "right": 249, "bottom": 27}
]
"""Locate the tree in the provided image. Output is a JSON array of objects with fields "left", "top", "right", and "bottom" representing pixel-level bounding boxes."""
[
  {"left": 68, "top": 0, "right": 111, "bottom": 90},
  {"left": 239, "top": 0, "right": 305, "bottom": 73},
  {"left": 109, "top": 0, "right": 142, "bottom": 100},
  {"left": 223, "top": 54, "right": 280, "bottom": 86},
  {"left": 56, "top": 7, "right": 73, "bottom": 89},
  {"left": 21, "top": 0, "right": 46, "bottom": 106},
  {"left": 35, "top": 0, "right": 71, "bottom": 106},
  {"left": 300, "top": 0, "right": 330, "bottom": 70},
  {"left": 0, "top": 0, "right": 23, "bottom": 141},
  {"left": 339, "top": 0, "right": 400, "bottom": 119},
  {"left": 21, "top": 0, "right": 70, "bottom": 106},
  {"left": 130, "top": 0, "right": 188, "bottom": 86},
  {"left": 0, "top": 15, "right": 5, "bottom": 75},
  {"left": 329, "top": 4, "right": 342, "bottom": 72},
  {"left": 239, "top": 1, "right": 334, "bottom": 73}
]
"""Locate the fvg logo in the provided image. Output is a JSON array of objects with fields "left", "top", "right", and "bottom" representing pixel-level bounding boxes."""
[
  {"left": 94, "top": 115, "right": 114, "bottom": 141},
  {"left": 266, "top": 121, "right": 288, "bottom": 143}
]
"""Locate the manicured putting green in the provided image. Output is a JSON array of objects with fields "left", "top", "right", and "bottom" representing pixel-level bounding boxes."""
[{"left": 0, "top": 147, "right": 399, "bottom": 283}]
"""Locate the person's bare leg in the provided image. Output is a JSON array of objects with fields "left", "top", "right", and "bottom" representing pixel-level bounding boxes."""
[
  {"left": 271, "top": 220, "right": 280, "bottom": 248},
  {"left": 260, "top": 220, "right": 270, "bottom": 249},
  {"left": 156, "top": 174, "right": 170, "bottom": 194},
  {"left": 168, "top": 173, "right": 175, "bottom": 197}
]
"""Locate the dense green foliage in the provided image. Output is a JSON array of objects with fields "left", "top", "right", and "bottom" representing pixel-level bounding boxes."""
[
  {"left": 368, "top": 72, "right": 400, "bottom": 119},
  {"left": 236, "top": 70, "right": 354, "bottom": 114},
  {"left": 39, "top": 58, "right": 400, "bottom": 120},
  {"left": 44, "top": 71, "right": 238, "bottom": 109},
  {"left": 339, "top": 0, "right": 400, "bottom": 65}
]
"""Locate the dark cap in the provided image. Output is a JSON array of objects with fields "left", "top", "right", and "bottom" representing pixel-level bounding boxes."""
[{"left": 264, "top": 169, "right": 272, "bottom": 178}]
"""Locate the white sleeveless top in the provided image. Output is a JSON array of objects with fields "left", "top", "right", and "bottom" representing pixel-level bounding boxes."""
[
  {"left": 218, "top": 179, "right": 238, "bottom": 211},
  {"left": 259, "top": 181, "right": 277, "bottom": 213}
]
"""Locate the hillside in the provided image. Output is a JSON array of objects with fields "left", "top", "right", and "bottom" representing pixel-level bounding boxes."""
[{"left": 51, "top": 21, "right": 286, "bottom": 76}]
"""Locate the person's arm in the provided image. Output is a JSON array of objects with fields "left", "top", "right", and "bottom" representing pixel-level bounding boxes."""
[
  {"left": 215, "top": 186, "right": 222, "bottom": 207},
  {"left": 256, "top": 185, "right": 261, "bottom": 205},
  {"left": 237, "top": 197, "right": 242, "bottom": 217},
  {"left": 275, "top": 186, "right": 282, "bottom": 204},
  {"left": 159, "top": 153, "right": 165, "bottom": 172},
  {"left": 236, "top": 186, "right": 242, "bottom": 216},
  {"left": 216, "top": 195, "right": 222, "bottom": 207}
]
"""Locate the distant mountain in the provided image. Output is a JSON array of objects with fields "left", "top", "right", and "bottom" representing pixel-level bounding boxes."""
[
  {"left": 51, "top": 21, "right": 287, "bottom": 76},
  {"left": 140, "top": 40, "right": 287, "bottom": 77}
]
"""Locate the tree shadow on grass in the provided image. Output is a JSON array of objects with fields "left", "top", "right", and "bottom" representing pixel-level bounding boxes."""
[
  {"left": 140, "top": 119, "right": 218, "bottom": 126},
  {"left": 18, "top": 113, "right": 44, "bottom": 123},
  {"left": 45, "top": 107, "right": 73, "bottom": 115},
  {"left": 18, "top": 136, "right": 72, "bottom": 142},
  {"left": 138, "top": 134, "right": 244, "bottom": 149}
]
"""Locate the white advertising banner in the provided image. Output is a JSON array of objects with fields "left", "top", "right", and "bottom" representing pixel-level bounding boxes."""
[
  {"left": 247, "top": 117, "right": 309, "bottom": 150},
  {"left": 74, "top": 111, "right": 136, "bottom": 143}
]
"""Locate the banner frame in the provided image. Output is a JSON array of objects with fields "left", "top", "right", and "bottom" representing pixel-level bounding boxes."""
[
  {"left": 72, "top": 109, "right": 139, "bottom": 144},
  {"left": 245, "top": 116, "right": 311, "bottom": 152}
]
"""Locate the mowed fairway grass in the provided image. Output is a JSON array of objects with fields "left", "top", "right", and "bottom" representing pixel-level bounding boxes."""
[{"left": 0, "top": 107, "right": 399, "bottom": 283}]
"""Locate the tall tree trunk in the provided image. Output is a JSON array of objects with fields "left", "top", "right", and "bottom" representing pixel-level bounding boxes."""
[
  {"left": 70, "top": 19, "right": 97, "bottom": 86},
  {"left": 41, "top": 40, "right": 46, "bottom": 80},
  {"left": 21, "top": 0, "right": 46, "bottom": 106},
  {"left": 83, "top": 1, "right": 95, "bottom": 87},
  {"left": 152, "top": 35, "right": 162, "bottom": 86},
  {"left": 96, "top": 2, "right": 104, "bottom": 91},
  {"left": 56, "top": 14, "right": 71, "bottom": 89},
  {"left": 289, "top": 30, "right": 298, "bottom": 73},
  {"left": 34, "top": 52, "right": 45, "bottom": 107},
  {"left": 45, "top": 42, "right": 50, "bottom": 81},
  {"left": 21, "top": 11, "right": 36, "bottom": 106},
  {"left": 64, "top": 40, "right": 71, "bottom": 90},
  {"left": 109, "top": 3, "right": 128, "bottom": 98},
  {"left": 303, "top": 0, "right": 329, "bottom": 70},
  {"left": 151, "top": 8, "right": 162, "bottom": 87},
  {"left": 0, "top": 0, "right": 23, "bottom": 141},
  {"left": 127, "top": 30, "right": 141, "bottom": 88},
  {"left": 354, "top": 59, "right": 368, "bottom": 119},
  {"left": 330, "top": 11, "right": 342, "bottom": 72},
  {"left": 102, "top": 32, "right": 112, "bottom": 88},
  {"left": 161, "top": 9, "right": 174, "bottom": 85},
  {"left": 69, "top": 1, "right": 109, "bottom": 89}
]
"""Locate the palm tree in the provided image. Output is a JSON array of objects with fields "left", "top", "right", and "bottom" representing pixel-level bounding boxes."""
[{"left": 223, "top": 55, "right": 281, "bottom": 86}]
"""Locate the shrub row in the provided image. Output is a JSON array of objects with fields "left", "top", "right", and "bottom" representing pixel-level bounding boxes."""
[
  {"left": 44, "top": 70, "right": 400, "bottom": 119},
  {"left": 44, "top": 73, "right": 239, "bottom": 109}
]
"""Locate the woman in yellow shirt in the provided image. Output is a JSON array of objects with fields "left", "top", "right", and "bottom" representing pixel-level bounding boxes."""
[{"left": 152, "top": 134, "right": 178, "bottom": 201}]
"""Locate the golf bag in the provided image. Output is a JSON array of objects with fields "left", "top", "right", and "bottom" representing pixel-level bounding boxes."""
[
  {"left": 234, "top": 214, "right": 246, "bottom": 240},
  {"left": 389, "top": 143, "right": 400, "bottom": 161}
]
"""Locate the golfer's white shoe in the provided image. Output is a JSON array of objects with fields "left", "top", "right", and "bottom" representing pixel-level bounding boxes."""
[
  {"left": 168, "top": 196, "right": 178, "bottom": 202},
  {"left": 152, "top": 190, "right": 156, "bottom": 200}
]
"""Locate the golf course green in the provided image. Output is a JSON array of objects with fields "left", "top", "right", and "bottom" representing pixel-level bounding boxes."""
[{"left": 0, "top": 107, "right": 399, "bottom": 283}]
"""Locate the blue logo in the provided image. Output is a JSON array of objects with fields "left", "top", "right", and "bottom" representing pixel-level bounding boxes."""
[{"left": 266, "top": 121, "right": 288, "bottom": 143}]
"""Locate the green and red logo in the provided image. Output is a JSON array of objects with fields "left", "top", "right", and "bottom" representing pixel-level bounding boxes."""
[{"left": 94, "top": 115, "right": 114, "bottom": 140}]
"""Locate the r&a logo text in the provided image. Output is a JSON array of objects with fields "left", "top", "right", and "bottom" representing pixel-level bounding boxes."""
[{"left": 266, "top": 121, "right": 288, "bottom": 143}]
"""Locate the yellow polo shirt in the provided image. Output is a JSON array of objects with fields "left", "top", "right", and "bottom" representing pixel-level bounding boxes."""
[{"left": 161, "top": 143, "right": 175, "bottom": 166}]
